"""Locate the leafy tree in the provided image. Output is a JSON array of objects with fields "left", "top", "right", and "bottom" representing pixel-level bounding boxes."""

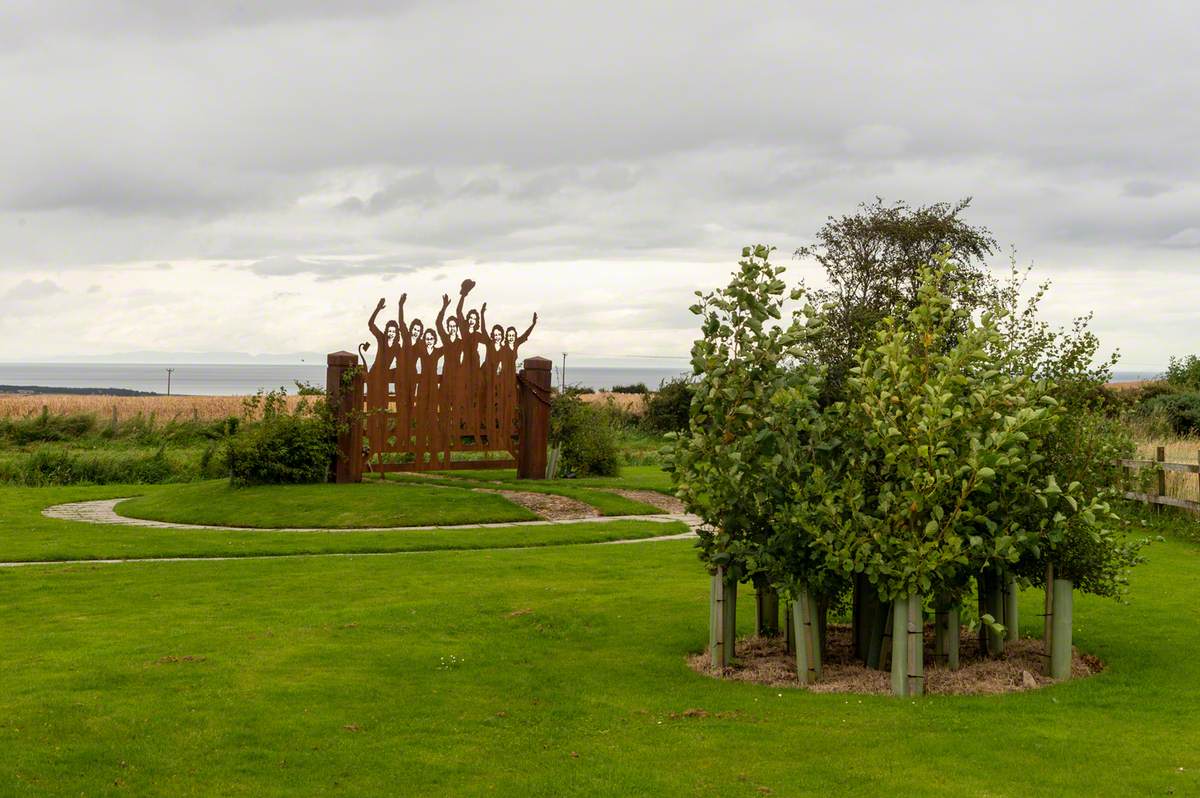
[
  {"left": 665, "top": 245, "right": 822, "bottom": 639},
  {"left": 795, "top": 197, "right": 998, "bottom": 398},
  {"left": 1165, "top": 354, "right": 1200, "bottom": 391}
]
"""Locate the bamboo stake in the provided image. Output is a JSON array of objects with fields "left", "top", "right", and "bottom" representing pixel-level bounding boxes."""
[
  {"left": 1043, "top": 562, "right": 1054, "bottom": 676},
  {"left": 1050, "top": 578, "right": 1074, "bottom": 680},
  {"left": 1004, "top": 575, "right": 1020, "bottom": 642},
  {"left": 890, "top": 598, "right": 908, "bottom": 696},
  {"left": 906, "top": 593, "right": 924, "bottom": 697}
]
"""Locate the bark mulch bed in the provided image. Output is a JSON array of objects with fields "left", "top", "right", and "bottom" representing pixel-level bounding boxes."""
[
  {"left": 689, "top": 624, "right": 1102, "bottom": 696},
  {"left": 473, "top": 489, "right": 600, "bottom": 521},
  {"left": 601, "top": 488, "right": 687, "bottom": 514}
]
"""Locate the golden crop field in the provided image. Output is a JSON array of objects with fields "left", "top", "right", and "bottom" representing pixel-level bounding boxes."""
[
  {"left": 1135, "top": 438, "right": 1200, "bottom": 503},
  {"left": 0, "top": 394, "right": 309, "bottom": 422}
]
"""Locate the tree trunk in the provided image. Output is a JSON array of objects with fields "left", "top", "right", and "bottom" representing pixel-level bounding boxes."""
[
  {"left": 879, "top": 601, "right": 894, "bottom": 672},
  {"left": 1050, "top": 577, "right": 1074, "bottom": 680},
  {"left": 946, "top": 605, "right": 960, "bottom": 670},
  {"left": 722, "top": 569, "right": 738, "bottom": 665},
  {"left": 710, "top": 567, "right": 725, "bottom": 669},
  {"left": 852, "top": 576, "right": 863, "bottom": 659},
  {"left": 754, "top": 576, "right": 780, "bottom": 637},
  {"left": 784, "top": 602, "right": 795, "bottom": 655},
  {"left": 867, "top": 597, "right": 889, "bottom": 670},
  {"left": 986, "top": 569, "right": 1005, "bottom": 656}
]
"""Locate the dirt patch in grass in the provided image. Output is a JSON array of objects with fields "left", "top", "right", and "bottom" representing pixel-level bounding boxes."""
[
  {"left": 689, "top": 624, "right": 1102, "bottom": 695},
  {"left": 476, "top": 489, "right": 599, "bottom": 521},
  {"left": 601, "top": 488, "right": 685, "bottom": 514}
]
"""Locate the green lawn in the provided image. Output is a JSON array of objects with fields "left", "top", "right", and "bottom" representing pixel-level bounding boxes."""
[
  {"left": 117, "top": 479, "right": 539, "bottom": 528},
  {"left": 2, "top": 498, "right": 1200, "bottom": 794},
  {"left": 0, "top": 485, "right": 684, "bottom": 563},
  {"left": 386, "top": 472, "right": 667, "bottom": 516}
]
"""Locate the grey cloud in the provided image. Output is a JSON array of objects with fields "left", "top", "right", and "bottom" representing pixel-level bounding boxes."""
[
  {"left": 1123, "top": 180, "right": 1172, "bottom": 199},
  {"left": 338, "top": 171, "right": 442, "bottom": 215},
  {"left": 3, "top": 278, "right": 63, "bottom": 300}
]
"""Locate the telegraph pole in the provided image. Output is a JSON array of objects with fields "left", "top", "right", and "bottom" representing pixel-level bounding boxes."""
[
  {"left": 166, "top": 368, "right": 174, "bottom": 396},
  {"left": 561, "top": 352, "right": 567, "bottom": 392}
]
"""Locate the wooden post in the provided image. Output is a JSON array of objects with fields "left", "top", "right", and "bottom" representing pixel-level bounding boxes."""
[
  {"left": 1156, "top": 445, "right": 1167, "bottom": 514},
  {"left": 517, "top": 356, "right": 552, "bottom": 479},
  {"left": 326, "top": 351, "right": 363, "bottom": 483},
  {"left": 1050, "top": 578, "right": 1074, "bottom": 680}
]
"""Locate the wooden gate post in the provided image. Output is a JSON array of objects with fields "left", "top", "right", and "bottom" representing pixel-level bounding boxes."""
[
  {"left": 326, "top": 351, "right": 364, "bottom": 483},
  {"left": 517, "top": 356, "right": 552, "bottom": 479}
]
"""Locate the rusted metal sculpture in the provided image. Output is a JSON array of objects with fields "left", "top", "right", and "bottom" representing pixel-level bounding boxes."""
[{"left": 328, "top": 279, "right": 547, "bottom": 480}]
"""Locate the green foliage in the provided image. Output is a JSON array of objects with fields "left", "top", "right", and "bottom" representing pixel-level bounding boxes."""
[
  {"left": 225, "top": 388, "right": 336, "bottom": 486},
  {"left": 549, "top": 390, "right": 620, "bottom": 477},
  {"left": 641, "top": 376, "right": 694, "bottom": 434},
  {"left": 1, "top": 445, "right": 176, "bottom": 486},
  {"left": 1141, "top": 392, "right": 1200, "bottom": 436},
  {"left": 796, "top": 197, "right": 999, "bottom": 399},
  {"left": 609, "top": 383, "right": 648, "bottom": 394},
  {"left": 1165, "top": 354, "right": 1200, "bottom": 391},
  {"left": 666, "top": 245, "right": 826, "bottom": 593}
]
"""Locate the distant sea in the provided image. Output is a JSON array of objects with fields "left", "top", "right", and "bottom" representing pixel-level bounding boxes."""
[{"left": 0, "top": 363, "right": 693, "bottom": 396}]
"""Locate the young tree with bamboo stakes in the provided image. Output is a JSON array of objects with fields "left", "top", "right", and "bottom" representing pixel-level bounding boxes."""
[
  {"left": 666, "top": 246, "right": 823, "bottom": 666},
  {"left": 675, "top": 242, "right": 1148, "bottom": 695}
]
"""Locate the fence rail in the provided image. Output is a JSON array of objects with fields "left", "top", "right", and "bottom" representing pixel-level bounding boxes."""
[{"left": 1119, "top": 446, "right": 1200, "bottom": 515}]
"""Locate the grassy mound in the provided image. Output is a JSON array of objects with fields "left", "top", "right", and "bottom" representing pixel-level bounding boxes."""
[{"left": 115, "top": 479, "right": 539, "bottom": 529}]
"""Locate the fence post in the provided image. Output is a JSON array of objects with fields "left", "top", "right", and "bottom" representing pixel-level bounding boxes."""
[
  {"left": 517, "top": 356, "right": 552, "bottom": 479},
  {"left": 1156, "top": 445, "right": 1167, "bottom": 514},
  {"left": 326, "top": 351, "right": 363, "bottom": 484}
]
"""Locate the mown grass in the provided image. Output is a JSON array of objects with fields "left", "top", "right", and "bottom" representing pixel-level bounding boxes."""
[
  {"left": 0, "top": 485, "right": 682, "bottom": 563},
  {"left": 2, "top": 510, "right": 1199, "bottom": 795},
  {"left": 117, "top": 479, "right": 539, "bottom": 529}
]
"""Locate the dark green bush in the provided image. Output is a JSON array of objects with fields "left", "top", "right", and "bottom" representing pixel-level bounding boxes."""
[
  {"left": 609, "top": 383, "right": 648, "bottom": 394},
  {"left": 224, "top": 390, "right": 336, "bottom": 486},
  {"left": 550, "top": 390, "right": 620, "bottom": 477},
  {"left": 641, "top": 377, "right": 694, "bottom": 433},
  {"left": 1144, "top": 392, "right": 1200, "bottom": 436}
]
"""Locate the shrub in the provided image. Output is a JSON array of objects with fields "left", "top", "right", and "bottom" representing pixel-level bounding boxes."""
[
  {"left": 1143, "top": 392, "right": 1200, "bottom": 436},
  {"left": 642, "top": 377, "right": 694, "bottom": 433},
  {"left": 224, "top": 388, "right": 336, "bottom": 486},
  {"left": 550, "top": 390, "right": 620, "bottom": 477},
  {"left": 609, "top": 383, "right": 648, "bottom": 394},
  {"left": 0, "top": 408, "right": 97, "bottom": 444}
]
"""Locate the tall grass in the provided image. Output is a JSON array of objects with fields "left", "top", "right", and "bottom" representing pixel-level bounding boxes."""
[{"left": 0, "top": 394, "right": 307, "bottom": 422}]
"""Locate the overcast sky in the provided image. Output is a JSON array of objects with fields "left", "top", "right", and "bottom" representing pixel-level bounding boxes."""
[{"left": 0, "top": 1, "right": 1196, "bottom": 370}]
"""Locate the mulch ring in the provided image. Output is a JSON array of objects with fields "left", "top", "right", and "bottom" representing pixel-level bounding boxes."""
[
  {"left": 600, "top": 489, "right": 686, "bottom": 514},
  {"left": 689, "top": 624, "right": 1103, "bottom": 696},
  {"left": 473, "top": 489, "right": 600, "bottom": 521}
]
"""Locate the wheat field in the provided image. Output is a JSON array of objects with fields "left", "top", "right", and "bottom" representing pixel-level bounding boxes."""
[{"left": 0, "top": 394, "right": 309, "bottom": 422}]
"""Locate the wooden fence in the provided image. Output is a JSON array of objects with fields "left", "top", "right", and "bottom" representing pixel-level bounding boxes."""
[{"left": 1119, "top": 446, "right": 1200, "bottom": 515}]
